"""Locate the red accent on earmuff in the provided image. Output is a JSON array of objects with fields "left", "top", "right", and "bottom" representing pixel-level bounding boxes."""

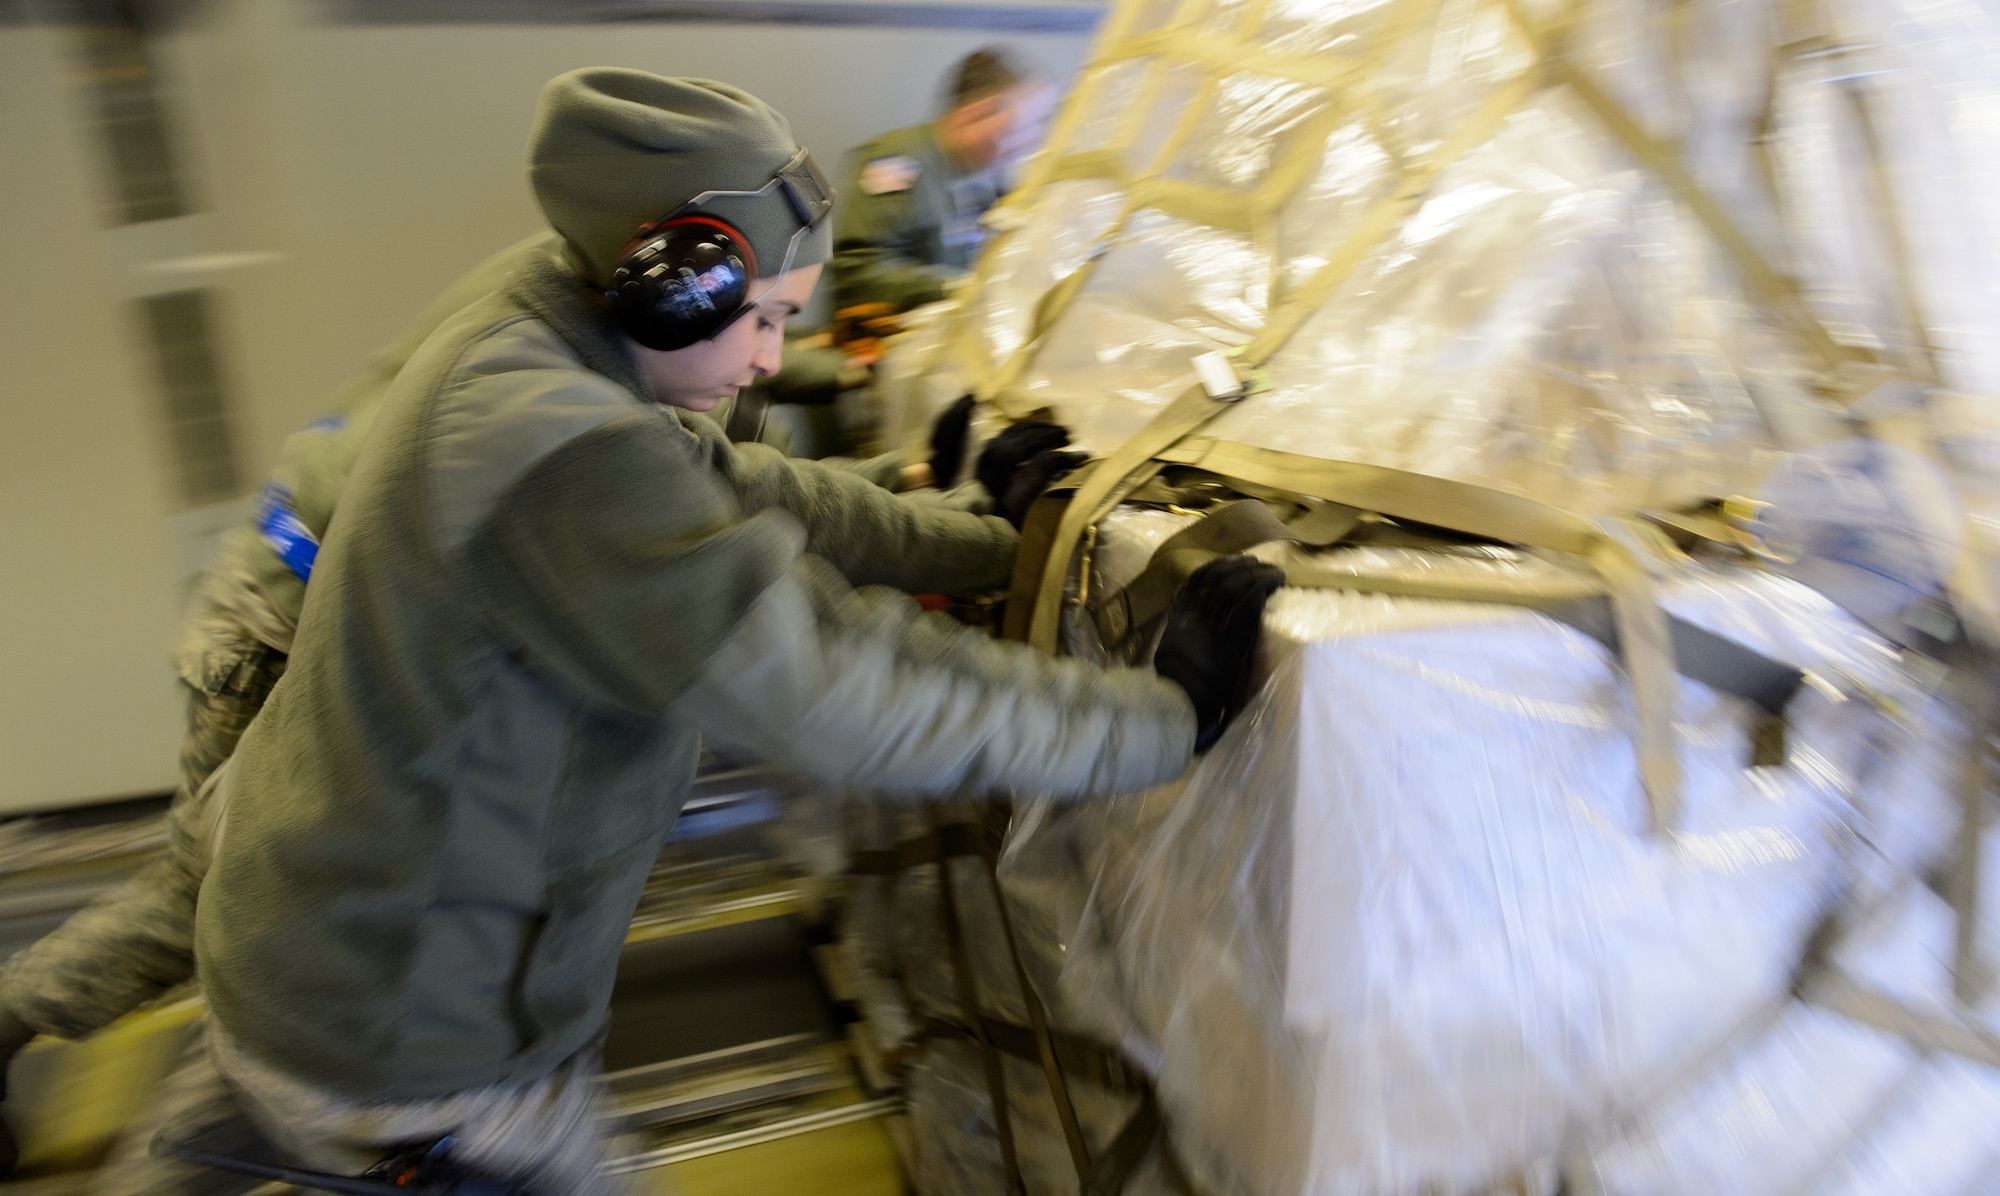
[{"left": 617, "top": 214, "right": 759, "bottom": 280}]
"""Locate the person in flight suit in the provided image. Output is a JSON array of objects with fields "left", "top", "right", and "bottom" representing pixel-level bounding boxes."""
[
  {"left": 0, "top": 236, "right": 1008, "bottom": 1156},
  {"left": 0, "top": 233, "right": 570, "bottom": 1175},
  {"left": 0, "top": 236, "right": 549, "bottom": 1075},
  {"left": 831, "top": 47, "right": 1047, "bottom": 314},
  {"left": 0, "top": 241, "right": 992, "bottom": 1174},
  {"left": 93, "top": 68, "right": 1280, "bottom": 1195}
]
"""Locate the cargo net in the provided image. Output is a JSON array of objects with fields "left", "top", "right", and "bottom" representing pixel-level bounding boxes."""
[
  {"left": 858, "top": 0, "right": 2000, "bottom": 1191},
  {"left": 921, "top": 0, "right": 2000, "bottom": 515}
]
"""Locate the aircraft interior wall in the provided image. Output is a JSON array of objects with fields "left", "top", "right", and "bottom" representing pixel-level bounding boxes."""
[{"left": 0, "top": 0, "right": 1097, "bottom": 812}]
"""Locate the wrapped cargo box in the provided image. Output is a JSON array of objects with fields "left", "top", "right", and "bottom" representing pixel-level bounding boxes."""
[{"left": 851, "top": 0, "right": 2000, "bottom": 1186}]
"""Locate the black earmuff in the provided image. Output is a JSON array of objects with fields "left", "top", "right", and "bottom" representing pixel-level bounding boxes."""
[{"left": 607, "top": 215, "right": 759, "bottom": 352}]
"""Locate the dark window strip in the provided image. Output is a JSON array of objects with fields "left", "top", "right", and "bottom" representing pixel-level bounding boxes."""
[{"left": 138, "top": 290, "right": 242, "bottom": 508}]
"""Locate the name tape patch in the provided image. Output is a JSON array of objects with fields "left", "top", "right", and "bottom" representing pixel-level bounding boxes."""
[{"left": 859, "top": 155, "right": 921, "bottom": 196}]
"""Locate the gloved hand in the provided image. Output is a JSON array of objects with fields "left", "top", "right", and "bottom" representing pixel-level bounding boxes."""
[
  {"left": 928, "top": 395, "right": 976, "bottom": 488},
  {"left": 975, "top": 420, "right": 1073, "bottom": 506},
  {"left": 1153, "top": 555, "right": 1287, "bottom": 751},
  {"left": 997, "top": 449, "right": 1089, "bottom": 530}
]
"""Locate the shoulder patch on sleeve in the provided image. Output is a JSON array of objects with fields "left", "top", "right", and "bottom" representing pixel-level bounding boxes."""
[{"left": 859, "top": 155, "right": 921, "bottom": 196}]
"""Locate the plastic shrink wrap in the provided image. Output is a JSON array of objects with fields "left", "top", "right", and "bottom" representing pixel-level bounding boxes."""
[
  {"left": 1001, "top": 528, "right": 1962, "bottom": 1195},
  {"left": 833, "top": 793, "right": 1166, "bottom": 1194},
  {"left": 1582, "top": 833, "right": 2000, "bottom": 1195},
  {"left": 857, "top": 0, "right": 2000, "bottom": 1179},
  {"left": 908, "top": 1037, "right": 1170, "bottom": 1196},
  {"left": 907, "top": 0, "right": 2000, "bottom": 531},
  {"left": 1807, "top": 866, "right": 2000, "bottom": 1196}
]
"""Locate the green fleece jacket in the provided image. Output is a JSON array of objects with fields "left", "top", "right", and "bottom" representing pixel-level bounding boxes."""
[
  {"left": 181, "top": 227, "right": 948, "bottom": 687},
  {"left": 177, "top": 233, "right": 565, "bottom": 682},
  {"left": 195, "top": 248, "right": 1194, "bottom": 1100}
]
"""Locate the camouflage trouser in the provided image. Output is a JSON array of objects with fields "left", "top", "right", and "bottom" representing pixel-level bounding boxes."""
[
  {"left": 0, "top": 623, "right": 286, "bottom": 1041},
  {"left": 174, "top": 645, "right": 287, "bottom": 813},
  {"left": 90, "top": 1020, "right": 630, "bottom": 1196}
]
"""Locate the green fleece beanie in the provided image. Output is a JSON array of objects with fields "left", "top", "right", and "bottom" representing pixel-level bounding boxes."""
[{"left": 528, "top": 69, "right": 832, "bottom": 286}]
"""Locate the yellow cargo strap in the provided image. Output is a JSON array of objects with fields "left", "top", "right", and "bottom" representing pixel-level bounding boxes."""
[
  {"left": 1501, "top": 0, "right": 1856, "bottom": 376},
  {"left": 1017, "top": 53, "right": 1560, "bottom": 659},
  {"left": 1642, "top": 501, "right": 1751, "bottom": 557},
  {"left": 1153, "top": 441, "right": 1602, "bottom": 553},
  {"left": 1026, "top": 388, "right": 1222, "bottom": 653},
  {"left": 962, "top": 0, "right": 1542, "bottom": 393}
]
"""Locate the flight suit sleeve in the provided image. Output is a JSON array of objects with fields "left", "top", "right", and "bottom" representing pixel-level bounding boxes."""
[
  {"left": 892, "top": 481, "right": 995, "bottom": 515},
  {"left": 0, "top": 753, "right": 234, "bottom": 1039},
  {"left": 717, "top": 439, "right": 1016, "bottom": 596},
  {"left": 813, "top": 449, "right": 915, "bottom": 492},
  {"left": 461, "top": 416, "right": 806, "bottom": 717},
  {"left": 668, "top": 558, "right": 1197, "bottom": 800},
  {"left": 0, "top": 856, "right": 203, "bottom": 1038},
  {"left": 831, "top": 149, "right": 959, "bottom": 313},
  {"left": 462, "top": 414, "right": 1014, "bottom": 720},
  {"left": 807, "top": 448, "right": 998, "bottom": 514}
]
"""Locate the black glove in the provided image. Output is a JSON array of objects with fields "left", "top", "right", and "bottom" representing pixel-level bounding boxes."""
[
  {"left": 927, "top": 395, "right": 977, "bottom": 488},
  {"left": 997, "top": 449, "right": 1089, "bottom": 530},
  {"left": 976, "top": 420, "right": 1073, "bottom": 506},
  {"left": 1153, "top": 555, "right": 1287, "bottom": 752}
]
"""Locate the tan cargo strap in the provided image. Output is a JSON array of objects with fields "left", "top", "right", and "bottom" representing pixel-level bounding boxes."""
[
  {"left": 1094, "top": 498, "right": 1365, "bottom": 655},
  {"left": 1544, "top": 589, "right": 1798, "bottom": 768},
  {"left": 976, "top": 804, "right": 1097, "bottom": 1191},
  {"left": 926, "top": 805, "right": 1027, "bottom": 1196},
  {"left": 902, "top": 795, "right": 1169, "bottom": 1195},
  {"left": 1560, "top": 496, "right": 1996, "bottom": 1024},
  {"left": 1152, "top": 440, "right": 1603, "bottom": 553},
  {"left": 1642, "top": 501, "right": 1746, "bottom": 556},
  {"left": 918, "top": 1014, "right": 1146, "bottom": 1097},
  {"left": 975, "top": 802, "right": 1159, "bottom": 1196},
  {"left": 1004, "top": 490, "right": 1080, "bottom": 644},
  {"left": 920, "top": 1014, "right": 1169, "bottom": 1196},
  {"left": 1027, "top": 385, "right": 1233, "bottom": 654},
  {"left": 1020, "top": 62, "right": 1545, "bottom": 654},
  {"left": 1002, "top": 460, "right": 1144, "bottom": 643},
  {"left": 1026, "top": 440, "right": 1707, "bottom": 828},
  {"left": 1105, "top": 498, "right": 1802, "bottom": 764},
  {"left": 1946, "top": 669, "right": 1998, "bottom": 1004},
  {"left": 1802, "top": 967, "right": 2000, "bottom": 1070},
  {"left": 1495, "top": 0, "right": 1858, "bottom": 377}
]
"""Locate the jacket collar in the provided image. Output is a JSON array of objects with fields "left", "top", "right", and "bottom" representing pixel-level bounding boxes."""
[{"left": 507, "top": 246, "right": 648, "bottom": 400}]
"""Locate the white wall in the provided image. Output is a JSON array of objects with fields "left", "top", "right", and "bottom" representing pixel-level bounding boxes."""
[
  {"left": 0, "top": 2, "right": 1096, "bottom": 811},
  {"left": 0, "top": 26, "right": 190, "bottom": 812},
  {"left": 205, "top": 9, "right": 1095, "bottom": 443}
]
